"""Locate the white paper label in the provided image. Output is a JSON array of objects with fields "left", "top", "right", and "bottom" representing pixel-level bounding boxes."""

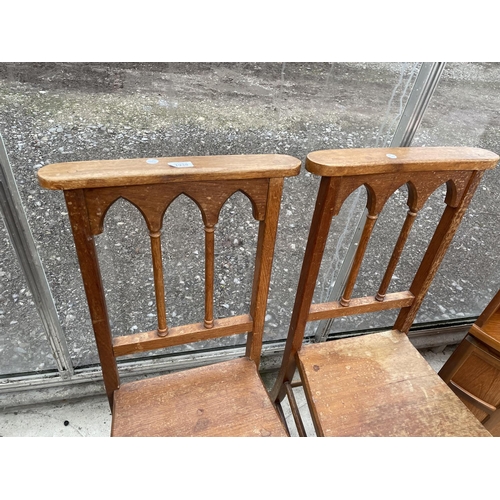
[{"left": 168, "top": 161, "right": 194, "bottom": 168}]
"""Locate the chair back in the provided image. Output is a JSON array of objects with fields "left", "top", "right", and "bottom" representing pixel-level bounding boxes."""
[
  {"left": 38, "top": 154, "right": 300, "bottom": 406},
  {"left": 275, "top": 147, "right": 498, "bottom": 390}
]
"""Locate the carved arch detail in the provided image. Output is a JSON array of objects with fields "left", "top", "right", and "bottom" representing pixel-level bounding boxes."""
[
  {"left": 84, "top": 178, "right": 269, "bottom": 235},
  {"left": 329, "top": 170, "right": 474, "bottom": 218}
]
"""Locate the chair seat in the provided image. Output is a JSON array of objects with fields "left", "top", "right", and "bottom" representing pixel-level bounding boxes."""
[
  {"left": 297, "top": 330, "right": 491, "bottom": 436},
  {"left": 111, "top": 357, "right": 288, "bottom": 437}
]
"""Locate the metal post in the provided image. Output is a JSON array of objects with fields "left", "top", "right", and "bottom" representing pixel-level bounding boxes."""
[
  {"left": 314, "top": 62, "right": 446, "bottom": 342},
  {"left": 0, "top": 134, "right": 74, "bottom": 376},
  {"left": 389, "top": 63, "right": 446, "bottom": 147}
]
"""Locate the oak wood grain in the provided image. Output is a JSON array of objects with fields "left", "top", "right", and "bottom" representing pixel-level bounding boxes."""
[
  {"left": 111, "top": 357, "right": 288, "bottom": 437},
  {"left": 149, "top": 231, "right": 168, "bottom": 335},
  {"left": 327, "top": 170, "right": 474, "bottom": 217},
  {"left": 395, "top": 171, "right": 484, "bottom": 333},
  {"left": 297, "top": 330, "right": 491, "bottom": 436},
  {"left": 204, "top": 225, "right": 215, "bottom": 329},
  {"left": 307, "top": 292, "right": 414, "bottom": 322},
  {"left": 64, "top": 189, "right": 119, "bottom": 407},
  {"left": 247, "top": 178, "right": 284, "bottom": 366},
  {"left": 306, "top": 147, "right": 498, "bottom": 177},
  {"left": 84, "top": 179, "right": 270, "bottom": 235},
  {"left": 38, "top": 154, "right": 301, "bottom": 190},
  {"left": 113, "top": 315, "right": 253, "bottom": 356},
  {"left": 471, "top": 321, "right": 500, "bottom": 352}
]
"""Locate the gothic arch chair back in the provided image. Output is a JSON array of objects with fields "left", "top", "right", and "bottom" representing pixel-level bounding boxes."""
[
  {"left": 38, "top": 154, "right": 300, "bottom": 436},
  {"left": 271, "top": 147, "right": 498, "bottom": 437}
]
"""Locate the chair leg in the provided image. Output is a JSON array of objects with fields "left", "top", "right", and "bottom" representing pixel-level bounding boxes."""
[
  {"left": 284, "top": 382, "right": 307, "bottom": 437},
  {"left": 274, "top": 401, "right": 291, "bottom": 437}
]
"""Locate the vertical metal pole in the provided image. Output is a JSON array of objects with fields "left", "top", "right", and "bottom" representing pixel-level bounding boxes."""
[
  {"left": 389, "top": 63, "right": 446, "bottom": 147},
  {"left": 314, "top": 62, "right": 446, "bottom": 342},
  {"left": 0, "top": 134, "right": 74, "bottom": 376}
]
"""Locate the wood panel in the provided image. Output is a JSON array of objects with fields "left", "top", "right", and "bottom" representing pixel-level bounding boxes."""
[
  {"left": 111, "top": 358, "right": 288, "bottom": 437},
  {"left": 297, "top": 330, "right": 491, "bottom": 436},
  {"left": 470, "top": 323, "right": 500, "bottom": 353},
  {"left": 306, "top": 147, "right": 498, "bottom": 177},
  {"left": 440, "top": 334, "right": 500, "bottom": 435},
  {"left": 38, "top": 154, "right": 302, "bottom": 190}
]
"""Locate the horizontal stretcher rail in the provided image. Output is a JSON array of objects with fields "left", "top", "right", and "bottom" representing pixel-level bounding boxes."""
[
  {"left": 113, "top": 314, "right": 253, "bottom": 356},
  {"left": 307, "top": 291, "right": 415, "bottom": 322}
]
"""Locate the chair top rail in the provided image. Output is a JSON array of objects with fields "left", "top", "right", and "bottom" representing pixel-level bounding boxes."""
[
  {"left": 38, "top": 154, "right": 301, "bottom": 190},
  {"left": 306, "top": 147, "right": 498, "bottom": 177}
]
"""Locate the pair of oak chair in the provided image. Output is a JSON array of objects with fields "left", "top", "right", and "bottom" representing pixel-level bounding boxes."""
[{"left": 37, "top": 146, "right": 498, "bottom": 437}]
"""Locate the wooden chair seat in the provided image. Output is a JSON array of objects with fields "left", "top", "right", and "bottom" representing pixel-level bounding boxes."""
[
  {"left": 297, "top": 330, "right": 491, "bottom": 436},
  {"left": 112, "top": 358, "right": 287, "bottom": 437}
]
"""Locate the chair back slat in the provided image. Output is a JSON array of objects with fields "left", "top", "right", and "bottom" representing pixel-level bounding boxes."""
[
  {"left": 204, "top": 224, "right": 215, "bottom": 329},
  {"left": 315, "top": 169, "right": 483, "bottom": 319},
  {"left": 149, "top": 231, "right": 168, "bottom": 335},
  {"left": 339, "top": 213, "right": 378, "bottom": 306},
  {"left": 375, "top": 209, "right": 417, "bottom": 301}
]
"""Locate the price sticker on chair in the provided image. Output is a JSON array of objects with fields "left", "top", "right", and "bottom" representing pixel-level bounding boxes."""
[{"left": 168, "top": 161, "right": 194, "bottom": 168}]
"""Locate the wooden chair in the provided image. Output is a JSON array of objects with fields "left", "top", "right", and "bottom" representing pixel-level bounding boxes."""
[
  {"left": 439, "top": 289, "right": 500, "bottom": 436},
  {"left": 38, "top": 154, "right": 300, "bottom": 436},
  {"left": 271, "top": 147, "right": 498, "bottom": 437}
]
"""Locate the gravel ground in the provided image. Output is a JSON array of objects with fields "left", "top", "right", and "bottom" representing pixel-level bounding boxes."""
[{"left": 1, "top": 62, "right": 499, "bottom": 376}]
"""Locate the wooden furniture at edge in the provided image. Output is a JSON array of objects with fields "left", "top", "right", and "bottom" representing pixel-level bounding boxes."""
[
  {"left": 271, "top": 146, "right": 499, "bottom": 437},
  {"left": 38, "top": 154, "right": 301, "bottom": 437},
  {"left": 439, "top": 289, "right": 500, "bottom": 436}
]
